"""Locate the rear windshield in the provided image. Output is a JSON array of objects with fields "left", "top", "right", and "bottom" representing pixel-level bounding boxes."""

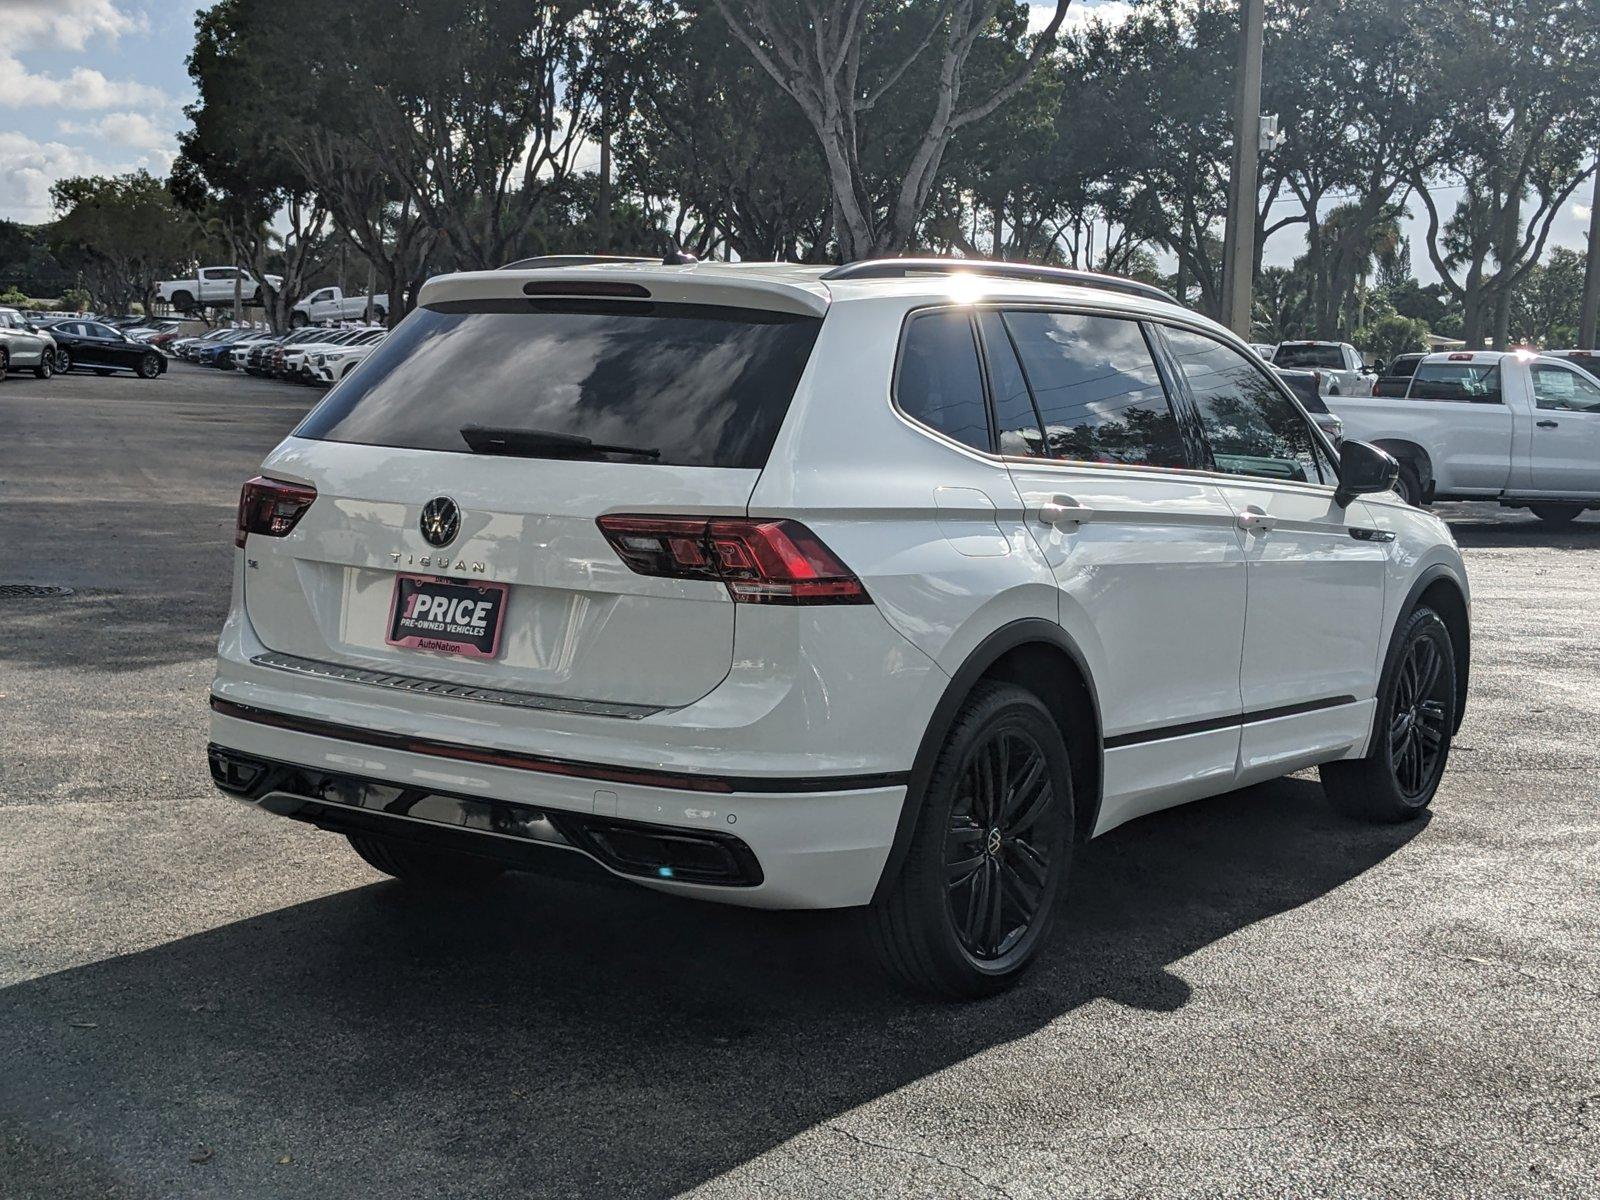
[
  {"left": 1273, "top": 344, "right": 1344, "bottom": 369},
  {"left": 1409, "top": 362, "right": 1502, "bottom": 403},
  {"left": 295, "top": 299, "right": 822, "bottom": 469}
]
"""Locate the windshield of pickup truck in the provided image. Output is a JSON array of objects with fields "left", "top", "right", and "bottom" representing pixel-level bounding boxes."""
[
  {"left": 1274, "top": 344, "right": 1343, "bottom": 369},
  {"left": 1410, "top": 362, "right": 1502, "bottom": 403}
]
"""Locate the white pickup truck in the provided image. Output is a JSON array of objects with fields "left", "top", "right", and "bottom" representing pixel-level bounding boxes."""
[
  {"left": 1272, "top": 340, "right": 1375, "bottom": 396},
  {"left": 291, "top": 286, "right": 388, "bottom": 327},
  {"left": 1328, "top": 350, "right": 1600, "bottom": 526},
  {"left": 156, "top": 267, "right": 283, "bottom": 313}
]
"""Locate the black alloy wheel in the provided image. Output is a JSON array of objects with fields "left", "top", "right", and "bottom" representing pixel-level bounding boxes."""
[
  {"left": 868, "top": 681, "right": 1073, "bottom": 998},
  {"left": 1388, "top": 631, "right": 1451, "bottom": 801},
  {"left": 944, "top": 728, "right": 1057, "bottom": 961},
  {"left": 137, "top": 353, "right": 161, "bottom": 379},
  {"left": 56, "top": 348, "right": 72, "bottom": 372},
  {"left": 1321, "top": 606, "right": 1456, "bottom": 823}
]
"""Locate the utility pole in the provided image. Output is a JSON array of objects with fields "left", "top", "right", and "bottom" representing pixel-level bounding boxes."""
[
  {"left": 1581, "top": 160, "right": 1600, "bottom": 350},
  {"left": 1220, "top": 0, "right": 1265, "bottom": 338}
]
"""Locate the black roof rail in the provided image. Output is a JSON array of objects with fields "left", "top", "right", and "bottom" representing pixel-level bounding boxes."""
[
  {"left": 499, "top": 254, "right": 658, "bottom": 271},
  {"left": 819, "top": 257, "right": 1177, "bottom": 305}
]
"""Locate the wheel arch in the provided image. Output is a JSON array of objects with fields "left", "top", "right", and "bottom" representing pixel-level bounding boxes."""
[
  {"left": 870, "top": 619, "right": 1103, "bottom": 905},
  {"left": 1371, "top": 439, "right": 1434, "bottom": 499},
  {"left": 1393, "top": 563, "right": 1470, "bottom": 734}
]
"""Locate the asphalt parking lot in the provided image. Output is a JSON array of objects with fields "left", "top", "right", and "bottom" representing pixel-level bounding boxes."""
[{"left": 2, "top": 362, "right": 1597, "bottom": 1198}]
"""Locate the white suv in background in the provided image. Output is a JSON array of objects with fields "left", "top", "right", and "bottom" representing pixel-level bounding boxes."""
[{"left": 209, "top": 258, "right": 1471, "bottom": 997}]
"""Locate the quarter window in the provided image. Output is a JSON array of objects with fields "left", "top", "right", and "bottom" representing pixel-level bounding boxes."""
[
  {"left": 1001, "top": 311, "right": 1187, "bottom": 467},
  {"left": 1162, "top": 327, "right": 1326, "bottom": 484},
  {"left": 895, "top": 310, "right": 992, "bottom": 452},
  {"left": 1532, "top": 364, "right": 1600, "bottom": 412}
]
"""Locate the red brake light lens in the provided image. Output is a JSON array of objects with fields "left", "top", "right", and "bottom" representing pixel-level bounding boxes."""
[
  {"left": 597, "top": 515, "right": 870, "bottom": 605},
  {"left": 236, "top": 476, "right": 317, "bottom": 548}
]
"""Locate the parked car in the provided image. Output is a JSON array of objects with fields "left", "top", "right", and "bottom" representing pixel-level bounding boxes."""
[
  {"left": 283, "top": 327, "right": 385, "bottom": 382},
  {"left": 0, "top": 306, "right": 57, "bottom": 379},
  {"left": 1371, "top": 352, "right": 1428, "bottom": 397},
  {"left": 308, "top": 335, "right": 386, "bottom": 386},
  {"left": 1327, "top": 349, "right": 1600, "bottom": 524},
  {"left": 157, "top": 267, "right": 283, "bottom": 313},
  {"left": 255, "top": 328, "right": 332, "bottom": 377},
  {"left": 127, "top": 320, "right": 183, "bottom": 343},
  {"left": 209, "top": 256, "right": 1470, "bottom": 998},
  {"left": 292, "top": 286, "right": 389, "bottom": 327},
  {"left": 48, "top": 319, "right": 167, "bottom": 378},
  {"left": 1272, "top": 341, "right": 1373, "bottom": 395},
  {"left": 1273, "top": 368, "right": 1344, "bottom": 442}
]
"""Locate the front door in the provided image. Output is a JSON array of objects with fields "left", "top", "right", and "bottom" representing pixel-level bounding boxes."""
[
  {"left": 1528, "top": 361, "right": 1600, "bottom": 497},
  {"left": 976, "top": 308, "right": 1248, "bottom": 833},
  {"left": 1156, "top": 325, "right": 1388, "bottom": 782}
]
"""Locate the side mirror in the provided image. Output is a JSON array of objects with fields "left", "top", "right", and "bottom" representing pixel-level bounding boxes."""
[{"left": 1334, "top": 440, "right": 1399, "bottom": 507}]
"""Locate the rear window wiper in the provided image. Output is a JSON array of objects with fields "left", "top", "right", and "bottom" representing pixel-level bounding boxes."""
[{"left": 459, "top": 424, "right": 661, "bottom": 460}]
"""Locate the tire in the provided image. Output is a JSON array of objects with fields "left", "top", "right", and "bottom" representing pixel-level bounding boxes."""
[
  {"left": 1320, "top": 606, "right": 1456, "bottom": 823},
  {"left": 57, "top": 348, "right": 72, "bottom": 373},
  {"left": 290, "top": 311, "right": 309, "bottom": 328},
  {"left": 171, "top": 290, "right": 195, "bottom": 313},
  {"left": 1530, "top": 504, "right": 1583, "bottom": 529},
  {"left": 1393, "top": 462, "right": 1425, "bottom": 507},
  {"left": 866, "top": 681, "right": 1074, "bottom": 999},
  {"left": 345, "top": 833, "right": 504, "bottom": 886},
  {"left": 374, "top": 305, "right": 388, "bottom": 321},
  {"left": 0, "top": 347, "right": 8, "bottom": 377},
  {"left": 34, "top": 352, "right": 52, "bottom": 380},
  {"left": 136, "top": 353, "right": 161, "bottom": 380}
]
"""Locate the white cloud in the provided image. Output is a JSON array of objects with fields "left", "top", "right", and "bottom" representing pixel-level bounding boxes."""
[
  {"left": 59, "top": 111, "right": 175, "bottom": 153},
  {"left": 1029, "top": 0, "right": 1137, "bottom": 35},
  {"left": 0, "top": 131, "right": 103, "bottom": 223},
  {"left": 0, "top": 51, "right": 171, "bottom": 110},
  {"left": 5, "top": 0, "right": 143, "bottom": 51}
]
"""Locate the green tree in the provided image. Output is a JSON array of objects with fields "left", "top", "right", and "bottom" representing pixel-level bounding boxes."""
[
  {"left": 1356, "top": 312, "right": 1430, "bottom": 362},
  {"left": 1412, "top": 0, "right": 1600, "bottom": 348},
  {"left": 715, "top": 0, "right": 1074, "bottom": 260},
  {"left": 1510, "top": 246, "right": 1587, "bottom": 347},
  {"left": 47, "top": 171, "right": 209, "bottom": 314}
]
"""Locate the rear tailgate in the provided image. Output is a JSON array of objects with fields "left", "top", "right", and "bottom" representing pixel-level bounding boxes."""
[{"left": 242, "top": 282, "right": 824, "bottom": 710}]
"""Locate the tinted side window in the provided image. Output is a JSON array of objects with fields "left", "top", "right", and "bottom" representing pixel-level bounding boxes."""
[
  {"left": 976, "top": 310, "right": 1046, "bottom": 457},
  {"left": 1162, "top": 327, "right": 1325, "bottom": 484},
  {"left": 1002, "top": 311, "right": 1186, "bottom": 467},
  {"left": 895, "top": 311, "right": 991, "bottom": 451},
  {"left": 1409, "top": 362, "right": 1502, "bottom": 403}
]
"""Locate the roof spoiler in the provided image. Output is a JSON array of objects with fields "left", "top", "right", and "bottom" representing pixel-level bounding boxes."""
[
  {"left": 498, "top": 255, "right": 657, "bottom": 271},
  {"left": 820, "top": 257, "right": 1176, "bottom": 304}
]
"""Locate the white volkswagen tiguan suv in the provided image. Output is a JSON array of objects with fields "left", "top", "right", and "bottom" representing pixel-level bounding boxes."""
[{"left": 209, "top": 258, "right": 1470, "bottom": 997}]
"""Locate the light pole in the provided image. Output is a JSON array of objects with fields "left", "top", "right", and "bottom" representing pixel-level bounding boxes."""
[
  {"left": 1221, "top": 0, "right": 1265, "bottom": 338},
  {"left": 1580, "top": 160, "right": 1600, "bottom": 350}
]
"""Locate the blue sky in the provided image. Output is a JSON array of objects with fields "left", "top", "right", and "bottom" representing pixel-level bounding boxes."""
[{"left": 1, "top": 0, "right": 1590, "bottom": 282}]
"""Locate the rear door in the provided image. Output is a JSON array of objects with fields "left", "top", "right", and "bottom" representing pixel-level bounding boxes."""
[
  {"left": 244, "top": 297, "right": 823, "bottom": 709},
  {"left": 979, "top": 307, "right": 1249, "bottom": 830},
  {"left": 1156, "top": 324, "right": 1387, "bottom": 780}
]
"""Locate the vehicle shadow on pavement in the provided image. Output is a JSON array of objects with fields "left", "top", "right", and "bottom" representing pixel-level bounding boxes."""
[{"left": 0, "top": 777, "right": 1423, "bottom": 1199}]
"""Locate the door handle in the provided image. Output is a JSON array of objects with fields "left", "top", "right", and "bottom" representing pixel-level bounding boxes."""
[
  {"left": 1537, "top": 420, "right": 1559, "bottom": 428},
  {"left": 1236, "top": 505, "right": 1275, "bottom": 533},
  {"left": 1038, "top": 495, "right": 1091, "bottom": 526}
]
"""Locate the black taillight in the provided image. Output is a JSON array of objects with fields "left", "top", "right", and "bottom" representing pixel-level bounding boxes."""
[
  {"left": 236, "top": 476, "right": 316, "bottom": 548},
  {"left": 596, "top": 515, "right": 870, "bottom": 605}
]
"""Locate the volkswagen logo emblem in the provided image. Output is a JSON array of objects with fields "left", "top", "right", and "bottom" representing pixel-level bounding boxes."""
[{"left": 419, "top": 496, "right": 460, "bottom": 548}]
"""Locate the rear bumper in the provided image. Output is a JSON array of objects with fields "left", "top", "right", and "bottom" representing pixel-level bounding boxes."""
[{"left": 209, "top": 703, "right": 906, "bottom": 909}]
